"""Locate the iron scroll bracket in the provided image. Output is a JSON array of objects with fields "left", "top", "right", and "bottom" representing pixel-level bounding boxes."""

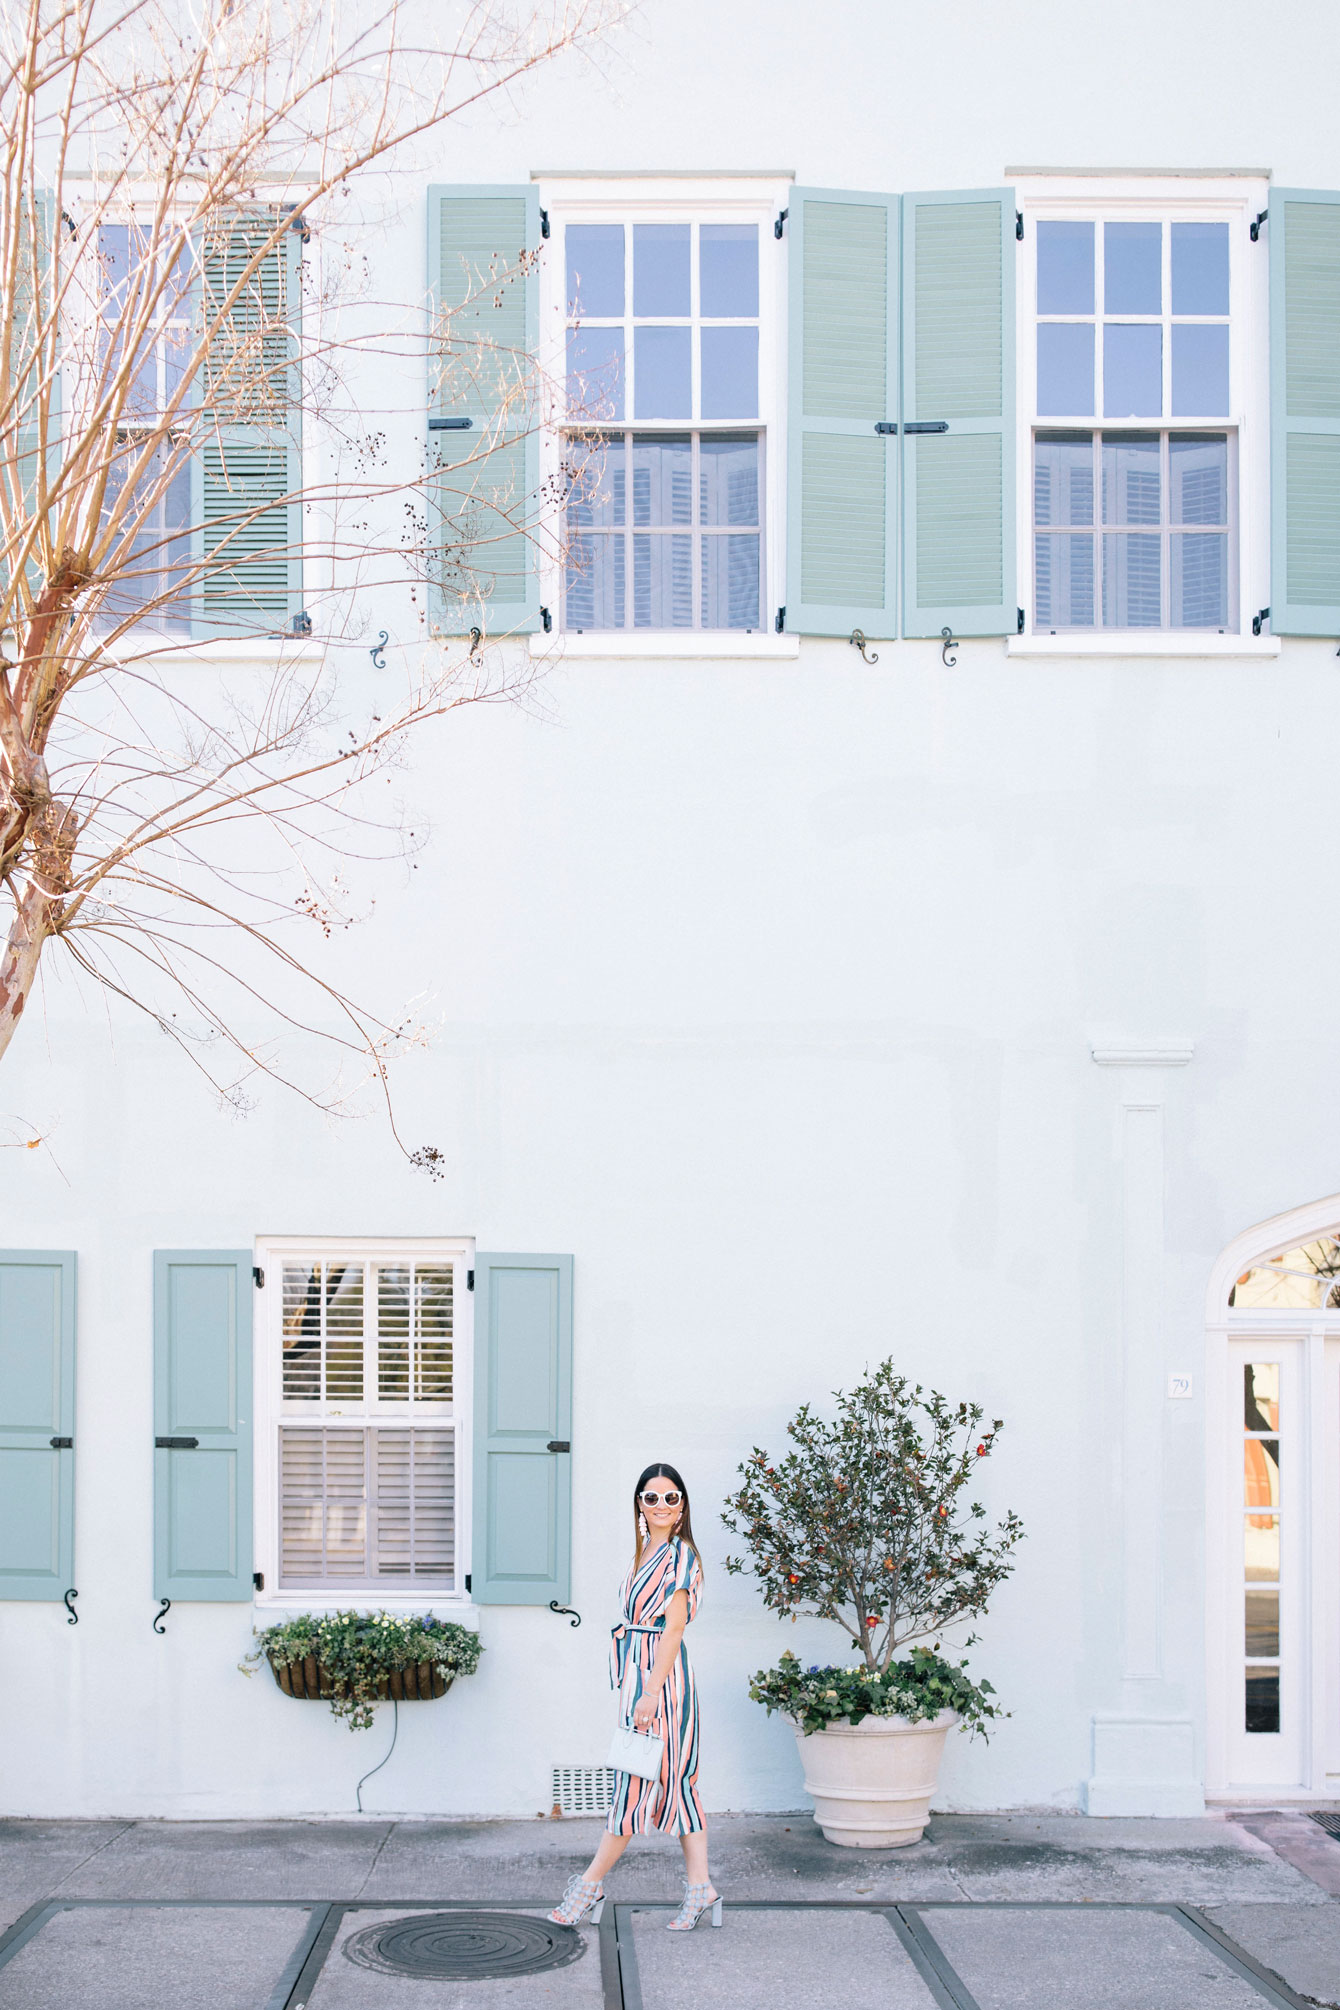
[
  {"left": 940, "top": 627, "right": 958, "bottom": 667},
  {"left": 468, "top": 626, "right": 484, "bottom": 667},
  {"left": 549, "top": 1601, "right": 581, "bottom": 1628},
  {"left": 849, "top": 629, "right": 879, "bottom": 665},
  {"left": 1250, "top": 209, "right": 1268, "bottom": 241},
  {"left": 63, "top": 1588, "right": 78, "bottom": 1626},
  {"left": 153, "top": 1599, "right": 170, "bottom": 1635},
  {"left": 369, "top": 630, "right": 388, "bottom": 670},
  {"left": 1252, "top": 607, "right": 1270, "bottom": 636}
]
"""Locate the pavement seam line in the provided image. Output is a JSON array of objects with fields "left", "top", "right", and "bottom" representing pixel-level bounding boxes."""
[
  {"left": 45, "top": 1820, "right": 136, "bottom": 1894},
  {"left": 352, "top": 1818, "right": 398, "bottom": 1897}
]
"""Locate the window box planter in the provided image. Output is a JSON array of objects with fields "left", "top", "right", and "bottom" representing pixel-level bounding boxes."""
[
  {"left": 245, "top": 1609, "right": 482, "bottom": 1729},
  {"left": 269, "top": 1653, "right": 452, "bottom": 1702}
]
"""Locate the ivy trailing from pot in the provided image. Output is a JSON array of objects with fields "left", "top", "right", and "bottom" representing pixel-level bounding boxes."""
[
  {"left": 722, "top": 1360, "right": 1024, "bottom": 1845},
  {"left": 243, "top": 1610, "right": 482, "bottom": 1730}
]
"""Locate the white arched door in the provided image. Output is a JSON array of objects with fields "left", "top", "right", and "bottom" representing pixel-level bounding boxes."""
[{"left": 1208, "top": 1210, "right": 1340, "bottom": 1799}]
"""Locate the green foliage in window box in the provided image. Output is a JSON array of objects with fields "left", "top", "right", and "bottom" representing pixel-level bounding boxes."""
[
  {"left": 749, "top": 1645, "right": 1003, "bottom": 1739},
  {"left": 722, "top": 1360, "right": 1024, "bottom": 1731},
  {"left": 244, "top": 1610, "right": 482, "bottom": 1730}
]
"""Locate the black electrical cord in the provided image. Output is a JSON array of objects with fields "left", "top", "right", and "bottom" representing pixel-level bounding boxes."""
[{"left": 355, "top": 1699, "right": 398, "bottom": 1813}]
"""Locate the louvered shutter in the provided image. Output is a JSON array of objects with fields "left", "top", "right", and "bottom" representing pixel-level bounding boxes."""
[
  {"left": 900, "top": 190, "right": 1016, "bottom": 638},
  {"left": 192, "top": 212, "right": 302, "bottom": 637},
  {"left": 278, "top": 1426, "right": 456, "bottom": 1586},
  {"left": 472, "top": 1254, "right": 573, "bottom": 1605},
  {"left": 153, "top": 1250, "right": 253, "bottom": 1599},
  {"left": 1268, "top": 191, "right": 1340, "bottom": 635},
  {"left": 783, "top": 189, "right": 899, "bottom": 637},
  {"left": 0, "top": 1252, "right": 75, "bottom": 1600},
  {"left": 427, "top": 186, "right": 542, "bottom": 637}
]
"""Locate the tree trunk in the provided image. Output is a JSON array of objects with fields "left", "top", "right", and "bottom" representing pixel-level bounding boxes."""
[{"left": 0, "top": 879, "right": 49, "bottom": 1064}]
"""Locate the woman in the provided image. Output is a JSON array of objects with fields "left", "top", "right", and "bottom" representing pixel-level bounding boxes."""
[{"left": 549, "top": 1463, "right": 721, "bottom": 1933}]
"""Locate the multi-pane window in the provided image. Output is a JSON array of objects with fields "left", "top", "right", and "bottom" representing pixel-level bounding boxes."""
[
  {"left": 277, "top": 1256, "right": 459, "bottom": 1590},
  {"left": 563, "top": 220, "right": 764, "bottom": 630},
  {"left": 1032, "top": 218, "right": 1236, "bottom": 631}
]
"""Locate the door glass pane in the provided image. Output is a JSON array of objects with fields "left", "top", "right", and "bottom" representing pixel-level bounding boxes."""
[
  {"left": 700, "top": 224, "right": 758, "bottom": 317},
  {"left": 1245, "top": 1437, "right": 1281, "bottom": 1509},
  {"left": 1102, "top": 434, "right": 1161, "bottom": 524},
  {"left": 633, "top": 224, "right": 690, "bottom": 316},
  {"left": 701, "top": 327, "right": 758, "bottom": 419},
  {"left": 1244, "top": 1513, "right": 1279, "bottom": 1581},
  {"left": 1104, "top": 324, "right": 1162, "bottom": 417},
  {"left": 1172, "top": 222, "right": 1229, "bottom": 314},
  {"left": 1105, "top": 222, "right": 1161, "bottom": 313},
  {"left": 1038, "top": 324, "right": 1094, "bottom": 416},
  {"left": 634, "top": 326, "right": 691, "bottom": 419},
  {"left": 1245, "top": 1363, "right": 1280, "bottom": 1430},
  {"left": 1037, "top": 221, "right": 1094, "bottom": 313},
  {"left": 1245, "top": 1588, "right": 1280, "bottom": 1658},
  {"left": 1172, "top": 324, "right": 1230, "bottom": 416},
  {"left": 1034, "top": 433, "right": 1094, "bottom": 525},
  {"left": 701, "top": 535, "right": 760, "bottom": 628},
  {"left": 1245, "top": 1669, "right": 1280, "bottom": 1734},
  {"left": 633, "top": 532, "right": 693, "bottom": 627},
  {"left": 632, "top": 436, "right": 691, "bottom": 525},
  {"left": 1172, "top": 534, "right": 1228, "bottom": 628},
  {"left": 1102, "top": 532, "right": 1161, "bottom": 627},
  {"left": 1034, "top": 534, "right": 1095, "bottom": 628},
  {"left": 566, "top": 224, "right": 624, "bottom": 317}
]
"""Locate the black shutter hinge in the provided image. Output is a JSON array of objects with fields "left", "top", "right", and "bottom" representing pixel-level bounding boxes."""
[
  {"left": 253, "top": 1265, "right": 265, "bottom": 1289},
  {"left": 287, "top": 206, "right": 311, "bottom": 244},
  {"left": 774, "top": 606, "right": 785, "bottom": 634},
  {"left": 290, "top": 611, "right": 312, "bottom": 638},
  {"left": 467, "top": 1268, "right": 475, "bottom": 1291},
  {"left": 1017, "top": 607, "right": 1025, "bottom": 634},
  {"left": 540, "top": 606, "right": 552, "bottom": 632},
  {"left": 774, "top": 207, "right": 789, "bottom": 240},
  {"left": 464, "top": 1573, "right": 472, "bottom": 1592},
  {"left": 156, "top": 1436, "right": 200, "bottom": 1449},
  {"left": 875, "top": 421, "right": 898, "bottom": 435},
  {"left": 1250, "top": 209, "right": 1268, "bottom": 242},
  {"left": 1016, "top": 210, "right": 1024, "bottom": 241},
  {"left": 49, "top": 1435, "right": 73, "bottom": 1449},
  {"left": 253, "top": 1570, "right": 265, "bottom": 1591},
  {"left": 540, "top": 208, "right": 550, "bottom": 239},
  {"left": 876, "top": 420, "right": 948, "bottom": 435},
  {"left": 1252, "top": 606, "right": 1270, "bottom": 636},
  {"left": 546, "top": 1439, "right": 571, "bottom": 1453},
  {"left": 429, "top": 416, "right": 474, "bottom": 431}
]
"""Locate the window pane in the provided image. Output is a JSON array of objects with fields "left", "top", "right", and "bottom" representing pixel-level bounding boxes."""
[
  {"left": 1172, "top": 324, "right": 1229, "bottom": 415},
  {"left": 701, "top": 224, "right": 758, "bottom": 317},
  {"left": 1102, "top": 531, "right": 1161, "bottom": 626},
  {"left": 634, "top": 223, "right": 690, "bottom": 316},
  {"left": 377, "top": 1265, "right": 410, "bottom": 1400},
  {"left": 1037, "top": 220, "right": 1094, "bottom": 313},
  {"left": 1245, "top": 1514, "right": 1279, "bottom": 1582},
  {"left": 1245, "top": 1588, "right": 1280, "bottom": 1659},
  {"left": 1038, "top": 323, "right": 1094, "bottom": 416},
  {"left": 1232, "top": 1241, "right": 1340, "bottom": 1309},
  {"left": 1104, "top": 324, "right": 1162, "bottom": 417},
  {"left": 701, "top": 326, "right": 758, "bottom": 419},
  {"left": 565, "top": 532, "right": 625, "bottom": 629},
  {"left": 1034, "top": 433, "right": 1094, "bottom": 526},
  {"left": 1170, "top": 435, "right": 1227, "bottom": 524},
  {"left": 634, "top": 326, "right": 691, "bottom": 419},
  {"left": 1245, "top": 1669, "right": 1280, "bottom": 1734},
  {"left": 1245, "top": 1363, "right": 1280, "bottom": 1431},
  {"left": 100, "top": 443, "right": 192, "bottom": 631},
  {"left": 1105, "top": 222, "right": 1161, "bottom": 314},
  {"left": 701, "top": 534, "right": 760, "bottom": 628},
  {"left": 1245, "top": 1437, "right": 1281, "bottom": 1510},
  {"left": 700, "top": 435, "right": 760, "bottom": 525},
  {"left": 565, "top": 435, "right": 625, "bottom": 529},
  {"left": 633, "top": 532, "right": 693, "bottom": 627},
  {"left": 1172, "top": 534, "right": 1228, "bottom": 627},
  {"left": 1101, "top": 434, "right": 1160, "bottom": 525},
  {"left": 566, "top": 223, "right": 623, "bottom": 317},
  {"left": 1172, "top": 222, "right": 1229, "bottom": 315},
  {"left": 1034, "top": 533, "right": 1095, "bottom": 628},
  {"left": 632, "top": 435, "right": 691, "bottom": 525},
  {"left": 566, "top": 327, "right": 624, "bottom": 421}
]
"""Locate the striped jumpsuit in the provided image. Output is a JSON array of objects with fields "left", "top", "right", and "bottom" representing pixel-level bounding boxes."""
[{"left": 606, "top": 1536, "right": 705, "bottom": 1836}]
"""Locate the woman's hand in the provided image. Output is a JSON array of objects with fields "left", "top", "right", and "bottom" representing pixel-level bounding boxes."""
[{"left": 632, "top": 1690, "right": 661, "bottom": 1733}]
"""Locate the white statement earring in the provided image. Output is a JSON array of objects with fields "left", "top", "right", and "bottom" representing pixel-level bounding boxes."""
[{"left": 638, "top": 1513, "right": 648, "bottom": 1542}]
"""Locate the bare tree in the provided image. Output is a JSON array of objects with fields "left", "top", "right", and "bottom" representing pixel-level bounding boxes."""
[{"left": 0, "top": 0, "right": 620, "bottom": 1142}]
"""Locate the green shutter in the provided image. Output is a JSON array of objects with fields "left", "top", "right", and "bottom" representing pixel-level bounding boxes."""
[
  {"left": 1269, "top": 191, "right": 1340, "bottom": 635},
  {"left": 193, "top": 212, "right": 302, "bottom": 637},
  {"left": 472, "top": 1253, "right": 572, "bottom": 1604},
  {"left": 0, "top": 1252, "right": 75, "bottom": 1601},
  {"left": 784, "top": 189, "right": 899, "bottom": 637},
  {"left": 900, "top": 189, "right": 1015, "bottom": 638},
  {"left": 153, "top": 1250, "right": 253, "bottom": 1600},
  {"left": 427, "top": 186, "right": 543, "bottom": 638}
]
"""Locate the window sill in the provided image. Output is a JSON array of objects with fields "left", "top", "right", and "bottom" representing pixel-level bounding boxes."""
[
  {"left": 532, "top": 631, "right": 800, "bottom": 660},
  {"left": 1008, "top": 633, "right": 1281, "bottom": 659},
  {"left": 127, "top": 638, "right": 327, "bottom": 669},
  {"left": 253, "top": 1593, "right": 480, "bottom": 1625}
]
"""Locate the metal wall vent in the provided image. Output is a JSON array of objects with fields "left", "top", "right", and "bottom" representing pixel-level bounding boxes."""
[{"left": 551, "top": 1765, "right": 617, "bottom": 1815}]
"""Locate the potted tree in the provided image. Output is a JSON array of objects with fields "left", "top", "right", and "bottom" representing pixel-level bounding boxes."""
[{"left": 723, "top": 1362, "right": 1023, "bottom": 1847}]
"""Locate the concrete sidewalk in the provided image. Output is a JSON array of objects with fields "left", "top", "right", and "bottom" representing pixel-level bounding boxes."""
[{"left": 0, "top": 1811, "right": 1335, "bottom": 2008}]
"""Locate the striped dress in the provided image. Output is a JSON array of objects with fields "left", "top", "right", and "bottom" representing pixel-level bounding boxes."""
[{"left": 606, "top": 1536, "right": 705, "bottom": 1836}]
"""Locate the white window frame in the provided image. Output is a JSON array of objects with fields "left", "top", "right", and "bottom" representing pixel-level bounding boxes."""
[
  {"left": 1010, "top": 174, "right": 1278, "bottom": 658},
  {"left": 252, "top": 1234, "right": 476, "bottom": 1615},
  {"left": 531, "top": 173, "right": 797, "bottom": 660}
]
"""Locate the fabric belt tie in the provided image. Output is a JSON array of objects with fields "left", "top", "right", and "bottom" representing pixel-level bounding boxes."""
[{"left": 609, "top": 1620, "right": 663, "bottom": 1689}]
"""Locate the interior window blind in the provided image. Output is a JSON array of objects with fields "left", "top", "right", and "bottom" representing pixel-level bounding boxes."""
[{"left": 279, "top": 1426, "right": 455, "bottom": 1586}]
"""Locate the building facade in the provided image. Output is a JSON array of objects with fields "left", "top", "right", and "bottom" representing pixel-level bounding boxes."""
[{"left": 2, "top": 0, "right": 1340, "bottom": 1820}]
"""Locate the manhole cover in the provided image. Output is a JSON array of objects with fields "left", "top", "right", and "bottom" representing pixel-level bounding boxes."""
[
  {"left": 1309, "top": 1810, "right": 1340, "bottom": 1838},
  {"left": 343, "top": 1910, "right": 586, "bottom": 1979}
]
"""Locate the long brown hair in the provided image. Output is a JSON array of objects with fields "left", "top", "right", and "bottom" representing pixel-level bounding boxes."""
[{"left": 632, "top": 1462, "right": 702, "bottom": 1573}]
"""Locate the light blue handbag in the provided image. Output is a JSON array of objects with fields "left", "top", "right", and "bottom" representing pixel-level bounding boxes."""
[{"left": 606, "top": 1718, "right": 664, "bottom": 1779}]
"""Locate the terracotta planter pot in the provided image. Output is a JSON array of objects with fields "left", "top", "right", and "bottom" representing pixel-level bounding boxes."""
[
  {"left": 268, "top": 1654, "right": 451, "bottom": 1702},
  {"left": 790, "top": 1709, "right": 958, "bottom": 1847}
]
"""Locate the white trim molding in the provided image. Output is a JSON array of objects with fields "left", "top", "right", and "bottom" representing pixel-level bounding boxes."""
[{"left": 1091, "top": 1044, "right": 1195, "bottom": 1068}]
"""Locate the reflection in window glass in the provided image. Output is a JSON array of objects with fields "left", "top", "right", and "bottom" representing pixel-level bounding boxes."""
[
  {"left": 1230, "top": 1238, "right": 1340, "bottom": 1308},
  {"left": 1104, "top": 324, "right": 1162, "bottom": 417},
  {"left": 634, "top": 326, "right": 691, "bottom": 420},
  {"left": 1038, "top": 323, "right": 1094, "bottom": 416},
  {"left": 1245, "top": 1514, "right": 1279, "bottom": 1582},
  {"left": 1172, "top": 222, "right": 1229, "bottom": 315},
  {"left": 1037, "top": 220, "right": 1094, "bottom": 313},
  {"left": 1241, "top": 1358, "right": 1283, "bottom": 1735},
  {"left": 634, "top": 223, "right": 690, "bottom": 317},
  {"left": 566, "top": 327, "right": 624, "bottom": 421},
  {"left": 700, "top": 224, "right": 759, "bottom": 316},
  {"left": 1172, "top": 324, "right": 1230, "bottom": 415},
  {"left": 566, "top": 224, "right": 624, "bottom": 317},
  {"left": 701, "top": 327, "right": 758, "bottom": 420},
  {"left": 1105, "top": 221, "right": 1161, "bottom": 314}
]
